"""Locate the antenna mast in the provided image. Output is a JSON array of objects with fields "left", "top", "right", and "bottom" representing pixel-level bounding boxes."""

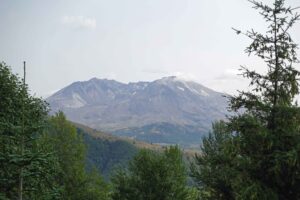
[{"left": 19, "top": 61, "right": 26, "bottom": 200}]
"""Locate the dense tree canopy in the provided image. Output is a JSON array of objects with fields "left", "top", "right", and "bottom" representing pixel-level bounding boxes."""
[
  {"left": 42, "top": 112, "right": 111, "bottom": 200},
  {"left": 0, "top": 62, "right": 52, "bottom": 199},
  {"left": 111, "top": 146, "right": 197, "bottom": 200},
  {"left": 0, "top": 63, "right": 110, "bottom": 199},
  {"left": 191, "top": 121, "right": 234, "bottom": 200}
]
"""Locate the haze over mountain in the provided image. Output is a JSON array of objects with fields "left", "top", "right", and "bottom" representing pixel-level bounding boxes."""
[{"left": 47, "top": 76, "right": 229, "bottom": 147}]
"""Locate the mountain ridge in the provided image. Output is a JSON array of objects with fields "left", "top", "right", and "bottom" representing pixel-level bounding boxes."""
[{"left": 47, "top": 76, "right": 229, "bottom": 147}]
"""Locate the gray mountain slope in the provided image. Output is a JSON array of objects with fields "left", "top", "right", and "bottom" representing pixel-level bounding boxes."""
[{"left": 47, "top": 76, "right": 229, "bottom": 146}]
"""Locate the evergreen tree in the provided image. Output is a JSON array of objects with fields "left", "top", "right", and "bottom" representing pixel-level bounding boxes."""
[
  {"left": 191, "top": 121, "right": 235, "bottom": 200},
  {"left": 0, "top": 62, "right": 52, "bottom": 199},
  {"left": 192, "top": 0, "right": 300, "bottom": 199},
  {"left": 111, "top": 146, "right": 194, "bottom": 200},
  {"left": 0, "top": 63, "right": 110, "bottom": 199}
]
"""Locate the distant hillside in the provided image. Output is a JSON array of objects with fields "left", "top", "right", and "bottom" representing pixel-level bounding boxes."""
[
  {"left": 75, "top": 123, "right": 163, "bottom": 179},
  {"left": 113, "top": 122, "right": 205, "bottom": 148},
  {"left": 75, "top": 122, "right": 199, "bottom": 179},
  {"left": 75, "top": 122, "right": 163, "bottom": 150},
  {"left": 48, "top": 76, "right": 229, "bottom": 147}
]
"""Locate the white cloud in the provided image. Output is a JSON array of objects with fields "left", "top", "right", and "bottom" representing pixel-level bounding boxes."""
[
  {"left": 142, "top": 68, "right": 168, "bottom": 74},
  {"left": 215, "top": 68, "right": 242, "bottom": 81},
  {"left": 171, "top": 72, "right": 198, "bottom": 81},
  {"left": 209, "top": 68, "right": 250, "bottom": 95},
  {"left": 61, "top": 15, "right": 96, "bottom": 30}
]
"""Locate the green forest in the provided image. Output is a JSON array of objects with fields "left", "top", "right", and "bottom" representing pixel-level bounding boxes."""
[{"left": 1, "top": 0, "right": 300, "bottom": 199}]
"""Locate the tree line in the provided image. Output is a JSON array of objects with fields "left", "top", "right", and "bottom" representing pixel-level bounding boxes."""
[{"left": 1, "top": 0, "right": 300, "bottom": 199}]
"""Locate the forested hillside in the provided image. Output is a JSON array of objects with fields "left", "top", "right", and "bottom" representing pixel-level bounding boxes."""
[
  {"left": 77, "top": 123, "right": 198, "bottom": 179},
  {"left": 77, "top": 126, "right": 139, "bottom": 179}
]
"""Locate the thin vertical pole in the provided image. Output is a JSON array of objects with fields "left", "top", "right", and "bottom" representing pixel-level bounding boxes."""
[
  {"left": 23, "top": 61, "right": 26, "bottom": 86},
  {"left": 19, "top": 61, "right": 26, "bottom": 200}
]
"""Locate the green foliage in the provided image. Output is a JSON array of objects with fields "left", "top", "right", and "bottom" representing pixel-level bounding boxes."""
[
  {"left": 83, "top": 168, "right": 111, "bottom": 200},
  {"left": 0, "top": 62, "right": 52, "bottom": 199},
  {"left": 0, "top": 62, "right": 109, "bottom": 199},
  {"left": 45, "top": 112, "right": 110, "bottom": 200},
  {"left": 192, "top": 0, "right": 300, "bottom": 199},
  {"left": 46, "top": 112, "right": 86, "bottom": 199},
  {"left": 111, "top": 146, "right": 195, "bottom": 200},
  {"left": 80, "top": 128, "right": 138, "bottom": 179},
  {"left": 191, "top": 121, "right": 235, "bottom": 200}
]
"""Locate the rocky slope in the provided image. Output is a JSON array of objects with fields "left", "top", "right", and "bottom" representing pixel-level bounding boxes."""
[{"left": 47, "top": 76, "right": 229, "bottom": 146}]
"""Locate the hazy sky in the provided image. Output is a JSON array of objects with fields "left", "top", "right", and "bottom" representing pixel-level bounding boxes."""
[{"left": 0, "top": 0, "right": 299, "bottom": 97}]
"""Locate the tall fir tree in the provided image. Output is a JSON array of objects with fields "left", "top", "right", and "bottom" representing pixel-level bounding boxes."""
[{"left": 192, "top": 0, "right": 300, "bottom": 199}]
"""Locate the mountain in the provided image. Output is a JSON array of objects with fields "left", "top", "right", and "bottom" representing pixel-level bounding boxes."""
[{"left": 47, "top": 76, "right": 229, "bottom": 147}]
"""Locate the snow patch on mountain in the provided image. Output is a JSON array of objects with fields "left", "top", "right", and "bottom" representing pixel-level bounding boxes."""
[
  {"left": 177, "top": 86, "right": 185, "bottom": 91},
  {"left": 68, "top": 93, "right": 86, "bottom": 108}
]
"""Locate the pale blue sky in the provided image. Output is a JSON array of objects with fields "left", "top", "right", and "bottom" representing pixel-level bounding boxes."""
[{"left": 0, "top": 0, "right": 299, "bottom": 97}]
